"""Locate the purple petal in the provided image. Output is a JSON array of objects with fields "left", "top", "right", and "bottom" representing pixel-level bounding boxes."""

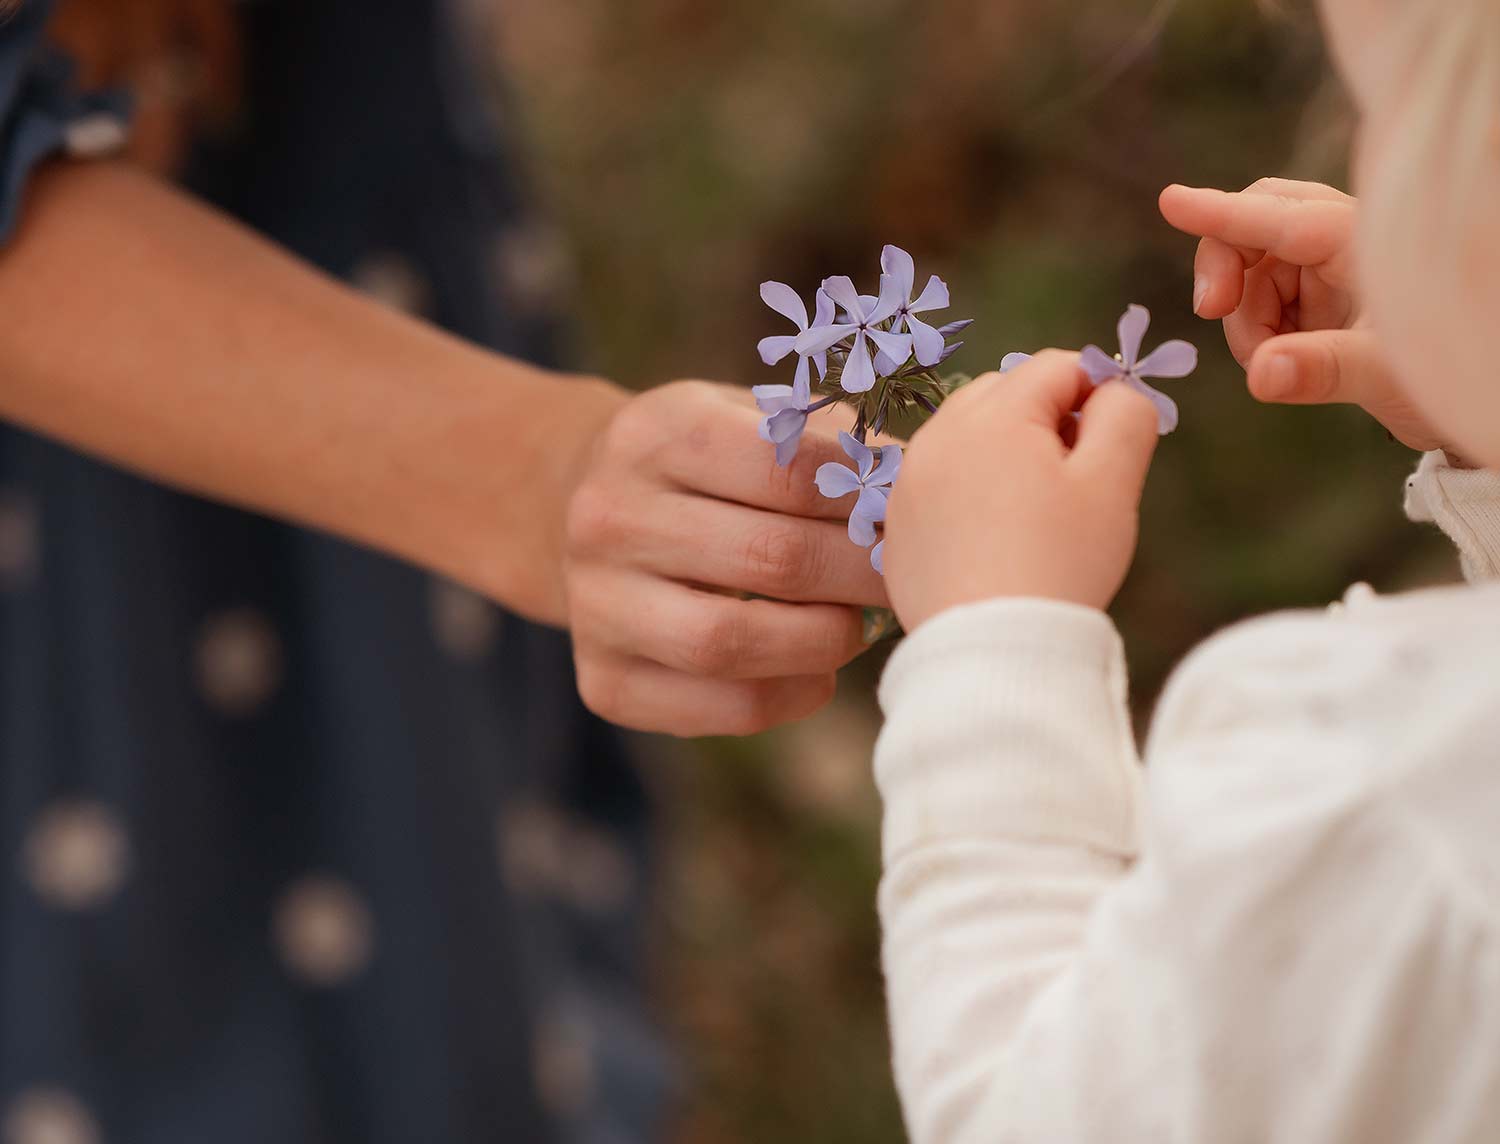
[
  {"left": 866, "top": 443, "right": 902, "bottom": 488},
  {"left": 765, "top": 406, "right": 807, "bottom": 444},
  {"left": 752, "top": 383, "right": 798, "bottom": 414},
  {"left": 1135, "top": 339, "right": 1199, "bottom": 380},
  {"left": 1126, "top": 378, "right": 1180, "bottom": 435},
  {"left": 867, "top": 274, "right": 905, "bottom": 325},
  {"left": 812, "top": 288, "right": 836, "bottom": 329},
  {"left": 873, "top": 346, "right": 902, "bottom": 377},
  {"left": 821, "top": 276, "right": 867, "bottom": 323},
  {"left": 906, "top": 314, "right": 946, "bottom": 367},
  {"left": 760, "top": 281, "right": 810, "bottom": 330},
  {"left": 909, "top": 275, "right": 949, "bottom": 314},
  {"left": 757, "top": 334, "right": 799, "bottom": 366},
  {"left": 937, "top": 318, "right": 974, "bottom": 338},
  {"left": 796, "top": 322, "right": 858, "bottom": 356},
  {"left": 838, "top": 430, "right": 875, "bottom": 478},
  {"left": 791, "top": 354, "right": 812, "bottom": 404},
  {"left": 870, "top": 539, "right": 885, "bottom": 575},
  {"left": 867, "top": 329, "right": 913, "bottom": 374},
  {"left": 999, "top": 352, "right": 1032, "bottom": 373},
  {"left": 774, "top": 433, "right": 802, "bottom": 467},
  {"left": 937, "top": 340, "right": 965, "bottom": 364},
  {"left": 813, "top": 351, "right": 829, "bottom": 381},
  {"left": 848, "top": 487, "right": 888, "bottom": 547},
  {"left": 841, "top": 332, "right": 877, "bottom": 394},
  {"left": 1117, "top": 304, "right": 1150, "bottom": 370},
  {"left": 880, "top": 245, "right": 916, "bottom": 303},
  {"left": 1079, "top": 344, "right": 1124, "bottom": 385},
  {"left": 815, "top": 461, "right": 863, "bottom": 500}
]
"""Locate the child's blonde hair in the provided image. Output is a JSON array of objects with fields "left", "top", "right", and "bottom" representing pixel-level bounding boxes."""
[{"left": 1358, "top": 0, "right": 1500, "bottom": 397}]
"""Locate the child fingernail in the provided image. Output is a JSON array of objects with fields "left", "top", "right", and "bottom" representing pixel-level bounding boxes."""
[
  {"left": 1260, "top": 354, "right": 1297, "bottom": 398},
  {"left": 1193, "top": 277, "right": 1210, "bottom": 315}
]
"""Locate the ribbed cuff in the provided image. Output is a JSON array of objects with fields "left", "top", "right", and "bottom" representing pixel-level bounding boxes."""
[
  {"left": 875, "top": 598, "right": 1142, "bottom": 864},
  {"left": 1405, "top": 452, "right": 1500, "bottom": 583}
]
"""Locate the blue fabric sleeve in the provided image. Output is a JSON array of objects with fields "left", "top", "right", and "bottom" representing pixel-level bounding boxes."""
[{"left": 0, "top": 0, "right": 131, "bottom": 241}]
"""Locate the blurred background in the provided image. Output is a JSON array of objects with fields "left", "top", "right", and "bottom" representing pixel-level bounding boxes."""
[
  {"left": 489, "top": 1, "right": 1457, "bottom": 1140},
  {"left": 27, "top": 1, "right": 1466, "bottom": 1141}
]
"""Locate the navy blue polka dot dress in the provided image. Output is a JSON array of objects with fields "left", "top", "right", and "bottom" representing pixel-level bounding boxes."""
[{"left": 0, "top": 2, "right": 673, "bottom": 1141}]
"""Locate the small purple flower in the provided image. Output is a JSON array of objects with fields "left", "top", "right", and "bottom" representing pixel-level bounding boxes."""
[
  {"left": 881, "top": 245, "right": 952, "bottom": 367},
  {"left": 814, "top": 431, "right": 901, "bottom": 548},
  {"left": 1079, "top": 305, "right": 1198, "bottom": 435},
  {"left": 1000, "top": 352, "right": 1031, "bottom": 373},
  {"left": 757, "top": 282, "right": 835, "bottom": 393},
  {"left": 753, "top": 380, "right": 812, "bottom": 467},
  {"left": 795, "top": 276, "right": 913, "bottom": 395}
]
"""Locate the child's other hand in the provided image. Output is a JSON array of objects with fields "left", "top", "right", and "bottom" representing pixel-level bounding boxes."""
[
  {"left": 1160, "top": 179, "right": 1445, "bottom": 451},
  {"left": 883, "top": 352, "right": 1159, "bottom": 632}
]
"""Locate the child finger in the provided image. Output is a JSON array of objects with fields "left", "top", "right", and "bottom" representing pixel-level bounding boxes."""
[
  {"left": 1160, "top": 184, "right": 1354, "bottom": 273},
  {"left": 1193, "top": 235, "right": 1257, "bottom": 318},
  {"left": 1000, "top": 350, "right": 1093, "bottom": 429},
  {"left": 1223, "top": 257, "right": 1294, "bottom": 366},
  {"left": 1246, "top": 328, "right": 1393, "bottom": 408},
  {"left": 1070, "top": 382, "right": 1161, "bottom": 495}
]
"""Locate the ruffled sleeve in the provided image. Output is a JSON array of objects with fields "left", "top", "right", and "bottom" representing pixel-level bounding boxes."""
[{"left": 0, "top": 0, "right": 130, "bottom": 241}]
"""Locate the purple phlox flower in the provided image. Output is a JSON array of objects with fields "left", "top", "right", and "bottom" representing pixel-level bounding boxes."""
[
  {"left": 795, "top": 275, "right": 912, "bottom": 395},
  {"left": 881, "top": 245, "right": 952, "bottom": 367},
  {"left": 1000, "top": 352, "right": 1032, "bottom": 373},
  {"left": 1079, "top": 304, "right": 1198, "bottom": 435},
  {"left": 757, "top": 281, "right": 835, "bottom": 391},
  {"left": 814, "top": 431, "right": 901, "bottom": 548}
]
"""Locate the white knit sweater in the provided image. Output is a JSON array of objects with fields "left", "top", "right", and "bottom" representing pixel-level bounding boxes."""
[{"left": 875, "top": 452, "right": 1500, "bottom": 1144}]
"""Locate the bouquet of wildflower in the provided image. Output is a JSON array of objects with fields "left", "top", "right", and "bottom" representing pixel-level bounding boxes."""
[{"left": 753, "top": 245, "right": 1199, "bottom": 591}]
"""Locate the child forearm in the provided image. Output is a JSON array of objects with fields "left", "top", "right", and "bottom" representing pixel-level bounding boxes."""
[
  {"left": 0, "top": 160, "right": 624, "bottom": 624},
  {"left": 874, "top": 599, "right": 1142, "bottom": 1142}
]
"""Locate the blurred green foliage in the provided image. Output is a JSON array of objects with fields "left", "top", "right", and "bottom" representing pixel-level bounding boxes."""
[{"left": 497, "top": 1, "right": 1457, "bottom": 1139}]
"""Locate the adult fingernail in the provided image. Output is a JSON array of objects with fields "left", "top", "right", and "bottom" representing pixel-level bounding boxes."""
[
  {"left": 1192, "top": 277, "right": 1210, "bottom": 316},
  {"left": 1259, "top": 354, "right": 1298, "bottom": 399}
]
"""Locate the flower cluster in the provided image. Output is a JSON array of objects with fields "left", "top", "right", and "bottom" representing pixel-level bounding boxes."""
[
  {"left": 753, "top": 246, "right": 969, "bottom": 572},
  {"left": 753, "top": 245, "right": 1199, "bottom": 578}
]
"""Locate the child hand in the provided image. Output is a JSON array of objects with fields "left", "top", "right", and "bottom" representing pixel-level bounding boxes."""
[
  {"left": 883, "top": 352, "right": 1160, "bottom": 632},
  {"left": 1159, "top": 179, "right": 1445, "bottom": 451}
]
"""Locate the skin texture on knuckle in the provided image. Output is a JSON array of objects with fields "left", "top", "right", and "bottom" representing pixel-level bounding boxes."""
[
  {"left": 681, "top": 602, "right": 751, "bottom": 678},
  {"left": 563, "top": 481, "right": 630, "bottom": 558},
  {"left": 742, "top": 523, "right": 815, "bottom": 597}
]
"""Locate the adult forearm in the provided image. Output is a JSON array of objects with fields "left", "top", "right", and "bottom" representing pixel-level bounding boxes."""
[{"left": 0, "top": 160, "right": 624, "bottom": 623}]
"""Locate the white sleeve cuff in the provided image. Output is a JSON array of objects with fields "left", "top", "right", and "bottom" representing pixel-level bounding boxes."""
[
  {"left": 875, "top": 598, "right": 1142, "bottom": 865},
  {"left": 1405, "top": 451, "right": 1500, "bottom": 582}
]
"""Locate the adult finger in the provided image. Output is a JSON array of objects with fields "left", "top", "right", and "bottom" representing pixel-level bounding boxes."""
[
  {"left": 652, "top": 392, "right": 890, "bottom": 524},
  {"left": 569, "top": 485, "right": 888, "bottom": 607},
  {"left": 569, "top": 569, "right": 865, "bottom": 679},
  {"left": 574, "top": 648, "right": 836, "bottom": 737},
  {"left": 1069, "top": 381, "right": 1161, "bottom": 495},
  {"left": 1159, "top": 184, "right": 1356, "bottom": 281}
]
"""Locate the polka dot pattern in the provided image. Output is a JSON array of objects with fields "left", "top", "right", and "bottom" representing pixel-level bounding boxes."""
[
  {"left": 272, "top": 874, "right": 374, "bottom": 987},
  {"left": 0, "top": 488, "right": 39, "bottom": 591},
  {"left": 428, "top": 579, "right": 502, "bottom": 662},
  {"left": 194, "top": 608, "right": 283, "bottom": 717},
  {"left": 531, "top": 1008, "right": 595, "bottom": 1118},
  {"left": 22, "top": 802, "right": 130, "bottom": 911},
  {"left": 498, "top": 802, "right": 635, "bottom": 915},
  {"left": 351, "top": 252, "right": 432, "bottom": 317},
  {"left": 1, "top": 1089, "right": 100, "bottom": 1144}
]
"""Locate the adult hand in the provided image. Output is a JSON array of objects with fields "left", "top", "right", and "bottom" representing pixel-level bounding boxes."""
[{"left": 565, "top": 381, "right": 890, "bottom": 737}]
